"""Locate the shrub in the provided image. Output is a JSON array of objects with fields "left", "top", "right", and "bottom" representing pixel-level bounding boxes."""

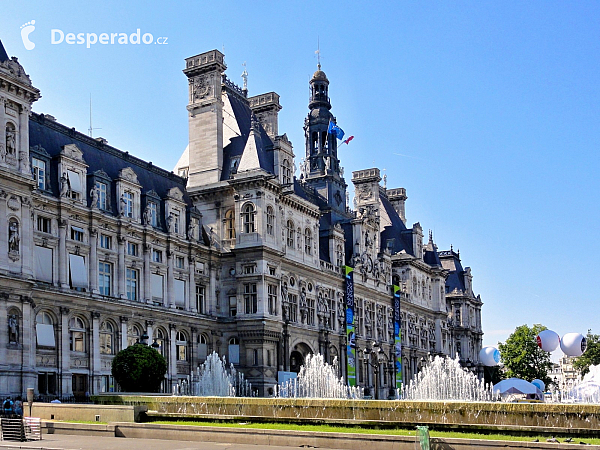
[{"left": 111, "top": 344, "right": 167, "bottom": 392}]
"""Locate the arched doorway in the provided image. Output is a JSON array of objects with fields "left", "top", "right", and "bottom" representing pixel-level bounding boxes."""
[{"left": 290, "top": 351, "right": 303, "bottom": 373}]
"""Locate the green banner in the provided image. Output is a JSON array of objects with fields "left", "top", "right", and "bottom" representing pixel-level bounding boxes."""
[
  {"left": 345, "top": 266, "right": 356, "bottom": 386},
  {"left": 393, "top": 285, "right": 402, "bottom": 389}
]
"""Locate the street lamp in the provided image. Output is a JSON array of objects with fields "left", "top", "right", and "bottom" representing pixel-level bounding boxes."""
[{"left": 363, "top": 342, "right": 386, "bottom": 399}]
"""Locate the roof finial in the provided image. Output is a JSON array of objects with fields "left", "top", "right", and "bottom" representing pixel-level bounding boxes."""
[
  {"left": 429, "top": 229, "right": 433, "bottom": 243},
  {"left": 241, "top": 61, "right": 248, "bottom": 92},
  {"left": 315, "top": 38, "right": 321, "bottom": 70}
]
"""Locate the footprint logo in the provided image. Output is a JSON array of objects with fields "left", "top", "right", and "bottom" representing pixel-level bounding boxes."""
[{"left": 20, "top": 20, "right": 36, "bottom": 50}]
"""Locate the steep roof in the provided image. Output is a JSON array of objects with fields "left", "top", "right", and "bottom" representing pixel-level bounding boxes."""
[
  {"left": 0, "top": 40, "right": 9, "bottom": 62},
  {"left": 379, "top": 193, "right": 413, "bottom": 255},
  {"left": 440, "top": 251, "right": 465, "bottom": 292}
]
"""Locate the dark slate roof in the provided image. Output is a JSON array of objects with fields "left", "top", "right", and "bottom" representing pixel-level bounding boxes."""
[
  {"left": 221, "top": 91, "right": 274, "bottom": 180},
  {"left": 29, "top": 113, "right": 190, "bottom": 224},
  {"left": 424, "top": 247, "right": 442, "bottom": 267},
  {"left": 379, "top": 193, "right": 413, "bottom": 255},
  {"left": 0, "top": 40, "right": 8, "bottom": 62},
  {"left": 440, "top": 251, "right": 465, "bottom": 292}
]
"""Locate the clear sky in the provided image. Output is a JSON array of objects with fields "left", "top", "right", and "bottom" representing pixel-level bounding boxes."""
[{"left": 2, "top": 1, "right": 599, "bottom": 356}]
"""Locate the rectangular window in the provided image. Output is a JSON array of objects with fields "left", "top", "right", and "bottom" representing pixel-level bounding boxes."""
[
  {"left": 173, "top": 211, "right": 180, "bottom": 234},
  {"left": 151, "top": 273, "right": 164, "bottom": 304},
  {"left": 229, "top": 296, "right": 237, "bottom": 317},
  {"left": 196, "top": 285, "right": 205, "bottom": 314},
  {"left": 32, "top": 158, "right": 46, "bottom": 190},
  {"left": 36, "top": 323, "right": 56, "bottom": 347},
  {"left": 268, "top": 284, "right": 277, "bottom": 315},
  {"left": 69, "top": 254, "right": 88, "bottom": 290},
  {"left": 244, "top": 283, "right": 257, "bottom": 314},
  {"left": 67, "top": 170, "right": 82, "bottom": 198},
  {"left": 177, "top": 344, "right": 187, "bottom": 361},
  {"left": 269, "top": 266, "right": 276, "bottom": 276},
  {"left": 307, "top": 298, "right": 315, "bottom": 326},
  {"left": 127, "top": 242, "right": 138, "bottom": 256},
  {"left": 36, "top": 216, "right": 51, "bottom": 233},
  {"left": 96, "top": 182, "right": 107, "bottom": 210},
  {"left": 176, "top": 256, "right": 184, "bottom": 269},
  {"left": 98, "top": 262, "right": 112, "bottom": 296},
  {"left": 123, "top": 191, "right": 134, "bottom": 218},
  {"left": 288, "top": 294, "right": 298, "bottom": 323},
  {"left": 228, "top": 343, "right": 240, "bottom": 364},
  {"left": 126, "top": 268, "right": 138, "bottom": 301},
  {"left": 99, "top": 234, "right": 111, "bottom": 250},
  {"left": 149, "top": 202, "right": 158, "bottom": 227},
  {"left": 243, "top": 265, "right": 256, "bottom": 274},
  {"left": 152, "top": 249, "right": 163, "bottom": 263},
  {"left": 174, "top": 279, "right": 185, "bottom": 309},
  {"left": 70, "top": 226, "right": 84, "bottom": 242},
  {"left": 34, "top": 245, "right": 53, "bottom": 283}
]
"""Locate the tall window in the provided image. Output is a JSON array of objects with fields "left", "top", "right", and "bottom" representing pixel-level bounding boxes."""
[
  {"left": 152, "top": 249, "right": 163, "bottom": 263},
  {"left": 126, "top": 268, "right": 138, "bottom": 301},
  {"left": 100, "top": 321, "right": 116, "bottom": 355},
  {"left": 282, "top": 159, "right": 292, "bottom": 184},
  {"left": 304, "top": 228, "right": 312, "bottom": 255},
  {"left": 36, "top": 216, "right": 51, "bottom": 233},
  {"left": 98, "top": 262, "right": 112, "bottom": 296},
  {"left": 32, "top": 158, "right": 46, "bottom": 190},
  {"left": 172, "top": 210, "right": 180, "bottom": 234},
  {"left": 288, "top": 294, "right": 298, "bottom": 323},
  {"left": 286, "top": 220, "right": 295, "bottom": 248},
  {"left": 228, "top": 337, "right": 240, "bottom": 364},
  {"left": 268, "top": 284, "right": 277, "bottom": 315},
  {"left": 229, "top": 296, "right": 237, "bottom": 317},
  {"left": 99, "top": 234, "right": 111, "bottom": 250},
  {"left": 176, "top": 331, "right": 187, "bottom": 361},
  {"left": 196, "top": 285, "right": 206, "bottom": 314},
  {"left": 225, "top": 209, "right": 235, "bottom": 239},
  {"left": 123, "top": 191, "right": 133, "bottom": 218},
  {"left": 69, "top": 316, "right": 86, "bottom": 352},
  {"left": 71, "top": 227, "right": 84, "bottom": 242},
  {"left": 35, "top": 311, "right": 55, "bottom": 348},
  {"left": 266, "top": 206, "right": 274, "bottom": 235},
  {"left": 155, "top": 328, "right": 166, "bottom": 357},
  {"left": 336, "top": 244, "right": 343, "bottom": 268},
  {"left": 244, "top": 283, "right": 257, "bottom": 314},
  {"left": 307, "top": 298, "right": 315, "bottom": 326},
  {"left": 149, "top": 202, "right": 158, "bottom": 227},
  {"left": 96, "top": 182, "right": 107, "bottom": 210},
  {"left": 127, "top": 242, "right": 138, "bottom": 256},
  {"left": 127, "top": 324, "right": 141, "bottom": 347},
  {"left": 242, "top": 203, "right": 255, "bottom": 233}
]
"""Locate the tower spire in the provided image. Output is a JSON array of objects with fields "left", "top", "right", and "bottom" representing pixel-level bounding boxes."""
[{"left": 315, "top": 38, "right": 321, "bottom": 70}]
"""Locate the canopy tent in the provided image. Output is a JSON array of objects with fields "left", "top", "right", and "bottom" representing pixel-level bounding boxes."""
[{"left": 493, "top": 378, "right": 543, "bottom": 400}]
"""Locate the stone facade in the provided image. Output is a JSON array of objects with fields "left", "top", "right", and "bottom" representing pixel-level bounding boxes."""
[{"left": 0, "top": 42, "right": 483, "bottom": 399}]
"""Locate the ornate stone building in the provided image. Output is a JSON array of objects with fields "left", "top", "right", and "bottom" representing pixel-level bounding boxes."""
[{"left": 0, "top": 41, "right": 483, "bottom": 399}]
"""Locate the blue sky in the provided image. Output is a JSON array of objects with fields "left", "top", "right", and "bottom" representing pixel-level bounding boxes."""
[{"left": 2, "top": 1, "right": 599, "bottom": 356}]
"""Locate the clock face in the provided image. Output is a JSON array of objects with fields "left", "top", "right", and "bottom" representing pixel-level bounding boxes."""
[{"left": 229, "top": 267, "right": 236, "bottom": 276}]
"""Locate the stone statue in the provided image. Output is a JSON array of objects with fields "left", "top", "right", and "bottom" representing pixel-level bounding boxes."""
[
  {"left": 5, "top": 127, "right": 16, "bottom": 156},
  {"left": 8, "top": 220, "right": 19, "bottom": 253},
  {"left": 167, "top": 213, "right": 175, "bottom": 233},
  {"left": 90, "top": 187, "right": 98, "bottom": 208},
  {"left": 187, "top": 220, "right": 197, "bottom": 240},
  {"left": 59, "top": 173, "right": 69, "bottom": 197},
  {"left": 8, "top": 314, "right": 18, "bottom": 344},
  {"left": 143, "top": 205, "right": 152, "bottom": 225},
  {"left": 119, "top": 194, "right": 127, "bottom": 216}
]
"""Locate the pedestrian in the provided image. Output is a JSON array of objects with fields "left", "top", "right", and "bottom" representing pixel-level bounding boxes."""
[
  {"left": 13, "top": 397, "right": 23, "bottom": 416},
  {"left": 2, "top": 397, "right": 13, "bottom": 415}
]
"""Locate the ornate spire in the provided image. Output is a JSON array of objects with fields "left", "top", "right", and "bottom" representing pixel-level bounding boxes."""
[{"left": 241, "top": 62, "right": 248, "bottom": 92}]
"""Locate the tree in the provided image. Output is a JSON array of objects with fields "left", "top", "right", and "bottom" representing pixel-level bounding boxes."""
[
  {"left": 111, "top": 344, "right": 167, "bottom": 392},
  {"left": 498, "top": 324, "right": 553, "bottom": 387},
  {"left": 573, "top": 330, "right": 600, "bottom": 377}
]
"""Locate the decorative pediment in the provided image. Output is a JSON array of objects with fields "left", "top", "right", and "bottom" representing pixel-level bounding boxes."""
[
  {"left": 166, "top": 187, "right": 184, "bottom": 202},
  {"left": 60, "top": 144, "right": 85, "bottom": 163},
  {"left": 30, "top": 144, "right": 50, "bottom": 158},
  {"left": 118, "top": 167, "right": 139, "bottom": 185},
  {"left": 93, "top": 169, "right": 111, "bottom": 181}
]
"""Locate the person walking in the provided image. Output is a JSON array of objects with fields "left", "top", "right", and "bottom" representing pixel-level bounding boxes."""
[{"left": 2, "top": 397, "right": 13, "bottom": 415}]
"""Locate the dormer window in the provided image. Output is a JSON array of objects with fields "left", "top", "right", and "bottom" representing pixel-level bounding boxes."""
[
  {"left": 95, "top": 182, "right": 107, "bottom": 210},
  {"left": 32, "top": 158, "right": 46, "bottom": 190},
  {"left": 282, "top": 159, "right": 292, "bottom": 185},
  {"left": 242, "top": 203, "right": 255, "bottom": 233},
  {"left": 67, "top": 170, "right": 82, "bottom": 200},
  {"left": 122, "top": 192, "right": 134, "bottom": 218},
  {"left": 230, "top": 157, "right": 240, "bottom": 175}
]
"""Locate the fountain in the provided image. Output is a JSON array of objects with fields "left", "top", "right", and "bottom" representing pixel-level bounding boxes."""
[
  {"left": 402, "top": 355, "right": 498, "bottom": 402},
  {"left": 277, "top": 353, "right": 363, "bottom": 399},
  {"left": 562, "top": 364, "right": 600, "bottom": 404}
]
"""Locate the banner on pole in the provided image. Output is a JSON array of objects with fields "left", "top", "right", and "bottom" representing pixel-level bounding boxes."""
[
  {"left": 393, "top": 285, "right": 402, "bottom": 389},
  {"left": 345, "top": 266, "right": 356, "bottom": 386}
]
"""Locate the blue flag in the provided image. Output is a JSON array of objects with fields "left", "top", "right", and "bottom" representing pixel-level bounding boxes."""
[{"left": 327, "top": 120, "right": 345, "bottom": 141}]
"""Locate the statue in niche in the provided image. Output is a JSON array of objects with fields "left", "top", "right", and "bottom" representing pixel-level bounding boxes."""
[
  {"left": 5, "top": 127, "right": 16, "bottom": 156},
  {"left": 119, "top": 194, "right": 127, "bottom": 216},
  {"left": 89, "top": 187, "right": 98, "bottom": 208},
  {"left": 143, "top": 205, "right": 152, "bottom": 225},
  {"left": 8, "top": 314, "right": 18, "bottom": 344},
  {"left": 187, "top": 220, "right": 196, "bottom": 240},
  {"left": 8, "top": 219, "right": 19, "bottom": 253},
  {"left": 167, "top": 213, "right": 175, "bottom": 233},
  {"left": 59, "top": 173, "right": 69, "bottom": 197}
]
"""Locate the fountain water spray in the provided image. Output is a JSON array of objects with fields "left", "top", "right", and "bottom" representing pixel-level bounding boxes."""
[{"left": 277, "top": 353, "right": 363, "bottom": 399}]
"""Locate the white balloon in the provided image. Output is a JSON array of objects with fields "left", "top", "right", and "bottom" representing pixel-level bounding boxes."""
[
  {"left": 560, "top": 333, "right": 587, "bottom": 357},
  {"left": 536, "top": 329, "right": 560, "bottom": 352},
  {"left": 531, "top": 379, "right": 545, "bottom": 391},
  {"left": 479, "top": 346, "right": 501, "bottom": 366}
]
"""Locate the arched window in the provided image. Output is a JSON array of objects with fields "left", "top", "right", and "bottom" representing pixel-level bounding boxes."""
[
  {"left": 304, "top": 228, "right": 312, "bottom": 255},
  {"left": 127, "top": 324, "right": 142, "bottom": 347},
  {"left": 176, "top": 331, "right": 188, "bottom": 361},
  {"left": 69, "top": 316, "right": 86, "bottom": 352},
  {"left": 197, "top": 333, "right": 208, "bottom": 360},
  {"left": 35, "top": 311, "right": 56, "bottom": 348},
  {"left": 286, "top": 220, "right": 295, "bottom": 248},
  {"left": 282, "top": 159, "right": 292, "bottom": 184},
  {"left": 154, "top": 328, "right": 166, "bottom": 357},
  {"left": 266, "top": 206, "right": 274, "bottom": 236},
  {"left": 242, "top": 203, "right": 255, "bottom": 233},
  {"left": 225, "top": 209, "right": 235, "bottom": 239},
  {"left": 100, "top": 321, "right": 116, "bottom": 355}
]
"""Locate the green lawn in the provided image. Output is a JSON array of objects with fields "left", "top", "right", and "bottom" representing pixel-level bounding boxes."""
[{"left": 150, "top": 420, "right": 600, "bottom": 445}]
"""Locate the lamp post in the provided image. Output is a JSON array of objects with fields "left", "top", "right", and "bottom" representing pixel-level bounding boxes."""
[{"left": 364, "top": 342, "right": 386, "bottom": 399}]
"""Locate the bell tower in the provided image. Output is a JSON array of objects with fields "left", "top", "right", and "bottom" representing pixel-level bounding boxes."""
[{"left": 302, "top": 64, "right": 347, "bottom": 214}]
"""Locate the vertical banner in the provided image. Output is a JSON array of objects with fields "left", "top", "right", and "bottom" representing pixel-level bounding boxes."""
[
  {"left": 345, "top": 266, "right": 356, "bottom": 386},
  {"left": 393, "top": 285, "right": 402, "bottom": 390}
]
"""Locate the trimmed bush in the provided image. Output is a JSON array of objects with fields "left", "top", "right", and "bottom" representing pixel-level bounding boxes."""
[{"left": 111, "top": 344, "right": 167, "bottom": 393}]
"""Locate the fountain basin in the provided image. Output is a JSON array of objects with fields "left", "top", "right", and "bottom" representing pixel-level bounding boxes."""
[{"left": 93, "top": 395, "right": 600, "bottom": 436}]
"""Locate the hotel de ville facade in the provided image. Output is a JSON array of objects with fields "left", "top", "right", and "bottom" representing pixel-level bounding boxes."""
[{"left": 0, "top": 40, "right": 483, "bottom": 398}]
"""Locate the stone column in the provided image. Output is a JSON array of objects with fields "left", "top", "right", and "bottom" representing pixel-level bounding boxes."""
[
  {"left": 209, "top": 262, "right": 217, "bottom": 314},
  {"left": 0, "top": 96, "right": 6, "bottom": 169},
  {"left": 188, "top": 257, "right": 195, "bottom": 312},
  {"left": 117, "top": 236, "right": 126, "bottom": 298},
  {"left": 169, "top": 324, "right": 177, "bottom": 387},
  {"left": 58, "top": 219, "right": 68, "bottom": 289},
  {"left": 143, "top": 244, "right": 151, "bottom": 303},
  {"left": 190, "top": 327, "right": 198, "bottom": 377},
  {"left": 89, "top": 229, "right": 99, "bottom": 293},
  {"left": 18, "top": 105, "right": 31, "bottom": 175},
  {"left": 60, "top": 307, "right": 71, "bottom": 395},
  {"left": 120, "top": 316, "right": 128, "bottom": 351},
  {"left": 145, "top": 320, "right": 154, "bottom": 343},
  {"left": 167, "top": 250, "right": 174, "bottom": 308},
  {"left": 22, "top": 298, "right": 37, "bottom": 391},
  {"left": 0, "top": 192, "right": 8, "bottom": 271},
  {"left": 91, "top": 312, "right": 100, "bottom": 395}
]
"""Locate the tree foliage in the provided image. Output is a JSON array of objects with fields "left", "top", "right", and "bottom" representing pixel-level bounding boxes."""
[
  {"left": 111, "top": 344, "right": 167, "bottom": 392},
  {"left": 498, "top": 324, "right": 553, "bottom": 386},
  {"left": 573, "top": 330, "right": 600, "bottom": 377}
]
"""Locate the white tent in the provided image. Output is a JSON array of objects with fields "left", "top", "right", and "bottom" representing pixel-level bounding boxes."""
[{"left": 493, "top": 378, "right": 543, "bottom": 399}]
